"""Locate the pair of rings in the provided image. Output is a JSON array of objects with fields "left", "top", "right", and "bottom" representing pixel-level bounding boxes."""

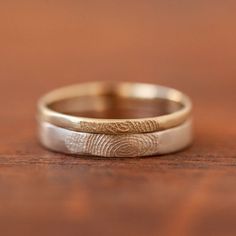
[{"left": 38, "top": 82, "right": 193, "bottom": 157}]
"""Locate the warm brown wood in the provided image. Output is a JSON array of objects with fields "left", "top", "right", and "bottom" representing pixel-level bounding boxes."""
[{"left": 0, "top": 1, "right": 236, "bottom": 236}]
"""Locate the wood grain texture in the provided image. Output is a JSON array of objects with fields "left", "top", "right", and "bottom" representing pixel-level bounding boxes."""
[{"left": 0, "top": 1, "right": 236, "bottom": 236}]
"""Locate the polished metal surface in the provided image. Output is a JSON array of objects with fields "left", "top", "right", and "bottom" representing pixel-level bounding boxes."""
[
  {"left": 38, "top": 82, "right": 192, "bottom": 134},
  {"left": 39, "top": 119, "right": 193, "bottom": 157}
]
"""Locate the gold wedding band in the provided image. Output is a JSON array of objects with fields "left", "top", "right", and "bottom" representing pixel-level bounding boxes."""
[
  {"left": 38, "top": 82, "right": 192, "bottom": 135},
  {"left": 38, "top": 81, "right": 193, "bottom": 157}
]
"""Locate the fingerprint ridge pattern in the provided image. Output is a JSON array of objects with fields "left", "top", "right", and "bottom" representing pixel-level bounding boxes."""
[{"left": 65, "top": 132, "right": 159, "bottom": 157}]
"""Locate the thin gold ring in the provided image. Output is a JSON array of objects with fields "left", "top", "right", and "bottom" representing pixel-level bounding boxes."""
[{"left": 38, "top": 82, "right": 192, "bottom": 135}]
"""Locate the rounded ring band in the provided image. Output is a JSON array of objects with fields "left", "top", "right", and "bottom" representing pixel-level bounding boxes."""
[
  {"left": 38, "top": 82, "right": 192, "bottom": 135},
  {"left": 39, "top": 119, "right": 193, "bottom": 158}
]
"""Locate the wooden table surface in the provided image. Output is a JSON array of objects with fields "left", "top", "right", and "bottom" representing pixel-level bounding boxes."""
[{"left": 0, "top": 1, "right": 236, "bottom": 236}]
